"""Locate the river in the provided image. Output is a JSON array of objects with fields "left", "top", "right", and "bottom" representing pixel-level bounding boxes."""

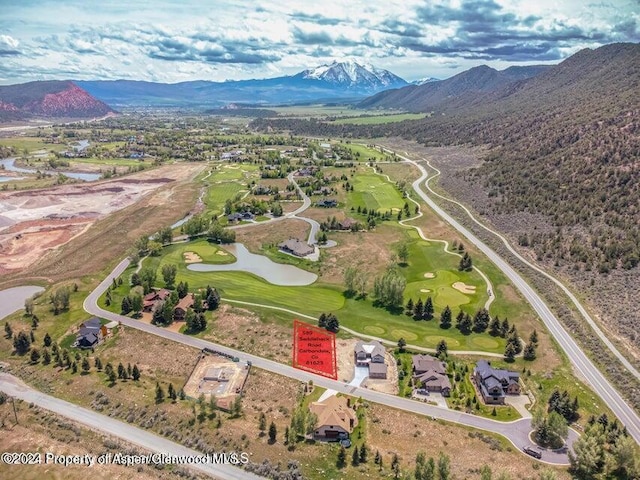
[{"left": 0, "top": 157, "right": 101, "bottom": 182}]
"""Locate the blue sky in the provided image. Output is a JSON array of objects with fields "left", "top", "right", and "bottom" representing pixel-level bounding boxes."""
[{"left": 0, "top": 0, "right": 638, "bottom": 84}]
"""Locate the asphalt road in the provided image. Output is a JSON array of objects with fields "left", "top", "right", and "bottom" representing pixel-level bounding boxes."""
[
  {"left": 84, "top": 260, "right": 576, "bottom": 464},
  {"left": 0, "top": 372, "right": 262, "bottom": 480},
  {"left": 393, "top": 152, "right": 640, "bottom": 444}
]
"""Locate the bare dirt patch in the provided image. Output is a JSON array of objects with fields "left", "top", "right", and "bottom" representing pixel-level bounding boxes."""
[
  {"left": 183, "top": 251, "right": 202, "bottom": 263},
  {"left": 452, "top": 281, "right": 476, "bottom": 294},
  {"left": 203, "top": 304, "right": 292, "bottom": 364},
  {"left": 336, "top": 338, "right": 358, "bottom": 382},
  {"left": 0, "top": 163, "right": 205, "bottom": 277},
  {"left": 183, "top": 352, "right": 250, "bottom": 410}
]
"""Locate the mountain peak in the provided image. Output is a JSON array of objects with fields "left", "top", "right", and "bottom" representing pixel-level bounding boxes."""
[{"left": 298, "top": 60, "right": 407, "bottom": 92}]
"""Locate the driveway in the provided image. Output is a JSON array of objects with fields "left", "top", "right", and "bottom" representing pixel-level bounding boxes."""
[
  {"left": 506, "top": 395, "right": 533, "bottom": 418},
  {"left": 317, "top": 366, "right": 369, "bottom": 402}
]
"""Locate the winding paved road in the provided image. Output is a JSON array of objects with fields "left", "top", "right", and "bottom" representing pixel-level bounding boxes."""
[
  {"left": 382, "top": 149, "right": 640, "bottom": 444},
  {"left": 0, "top": 373, "right": 262, "bottom": 480},
  {"left": 83, "top": 259, "right": 576, "bottom": 465}
]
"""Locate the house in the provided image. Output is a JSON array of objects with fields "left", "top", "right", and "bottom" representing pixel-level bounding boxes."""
[
  {"left": 316, "top": 199, "right": 337, "bottom": 208},
  {"left": 227, "top": 211, "right": 255, "bottom": 223},
  {"left": 278, "top": 238, "right": 314, "bottom": 257},
  {"left": 75, "top": 317, "right": 105, "bottom": 349},
  {"left": 473, "top": 360, "right": 521, "bottom": 405},
  {"left": 309, "top": 395, "right": 357, "bottom": 440},
  {"left": 411, "top": 354, "right": 451, "bottom": 396},
  {"left": 173, "top": 293, "right": 195, "bottom": 322},
  {"left": 338, "top": 218, "right": 358, "bottom": 231},
  {"left": 143, "top": 288, "right": 171, "bottom": 312},
  {"left": 354, "top": 340, "right": 387, "bottom": 379}
]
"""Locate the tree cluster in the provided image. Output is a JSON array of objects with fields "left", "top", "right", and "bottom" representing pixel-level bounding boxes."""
[
  {"left": 373, "top": 267, "right": 406, "bottom": 309},
  {"left": 318, "top": 313, "right": 339, "bottom": 333},
  {"left": 548, "top": 389, "right": 579, "bottom": 423}
]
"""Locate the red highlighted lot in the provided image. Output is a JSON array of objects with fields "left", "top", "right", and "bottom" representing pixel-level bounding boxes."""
[{"left": 292, "top": 320, "right": 337, "bottom": 380}]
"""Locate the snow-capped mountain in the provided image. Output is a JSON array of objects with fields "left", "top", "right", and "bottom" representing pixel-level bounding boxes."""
[
  {"left": 296, "top": 60, "right": 408, "bottom": 93},
  {"left": 412, "top": 76, "right": 440, "bottom": 85}
]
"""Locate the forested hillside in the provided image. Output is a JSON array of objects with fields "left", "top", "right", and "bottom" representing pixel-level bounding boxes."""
[{"left": 254, "top": 43, "right": 640, "bottom": 273}]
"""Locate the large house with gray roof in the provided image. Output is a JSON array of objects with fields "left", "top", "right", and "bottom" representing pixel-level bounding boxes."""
[
  {"left": 473, "top": 360, "right": 521, "bottom": 405},
  {"left": 354, "top": 340, "right": 387, "bottom": 379},
  {"left": 412, "top": 354, "right": 451, "bottom": 396}
]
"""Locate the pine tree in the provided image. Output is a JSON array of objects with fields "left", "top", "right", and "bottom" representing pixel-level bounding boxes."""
[
  {"left": 337, "top": 446, "right": 347, "bottom": 468},
  {"left": 13, "top": 331, "right": 31, "bottom": 354},
  {"left": 42, "top": 348, "right": 51, "bottom": 365},
  {"left": 117, "top": 362, "right": 125, "bottom": 379},
  {"left": 504, "top": 342, "right": 517, "bottom": 362},
  {"left": 155, "top": 382, "right": 165, "bottom": 404},
  {"left": 413, "top": 298, "right": 424, "bottom": 320},
  {"left": 530, "top": 329, "right": 539, "bottom": 345},
  {"left": 455, "top": 310, "right": 464, "bottom": 329},
  {"left": 352, "top": 446, "right": 360, "bottom": 466},
  {"left": 489, "top": 316, "right": 501, "bottom": 336},
  {"left": 43, "top": 332, "right": 52, "bottom": 347},
  {"left": 405, "top": 298, "right": 414, "bottom": 316},
  {"left": 259, "top": 412, "right": 267, "bottom": 435},
  {"left": 132, "top": 364, "right": 140, "bottom": 380},
  {"left": 168, "top": 383, "right": 177, "bottom": 401},
  {"left": 71, "top": 361, "right": 77, "bottom": 374},
  {"left": 81, "top": 356, "right": 90, "bottom": 373},
  {"left": 374, "top": 450, "right": 382, "bottom": 467},
  {"left": 523, "top": 342, "right": 537, "bottom": 361},
  {"left": 500, "top": 318, "right": 510, "bottom": 338},
  {"left": 359, "top": 443, "right": 368, "bottom": 463},
  {"left": 472, "top": 308, "right": 490, "bottom": 333},
  {"left": 440, "top": 305, "right": 452, "bottom": 329},
  {"left": 30, "top": 348, "right": 40, "bottom": 363},
  {"left": 4, "top": 322, "right": 13, "bottom": 339},
  {"left": 268, "top": 421, "right": 277, "bottom": 443},
  {"left": 423, "top": 297, "right": 434, "bottom": 320},
  {"left": 95, "top": 357, "right": 103, "bottom": 370},
  {"left": 391, "top": 453, "right": 400, "bottom": 479}
]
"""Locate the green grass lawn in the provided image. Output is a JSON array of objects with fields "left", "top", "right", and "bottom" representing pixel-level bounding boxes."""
[
  {"left": 70, "top": 157, "right": 143, "bottom": 167},
  {"left": 349, "top": 173, "right": 405, "bottom": 213},
  {"left": 143, "top": 238, "right": 237, "bottom": 267},
  {"left": 340, "top": 143, "right": 389, "bottom": 161},
  {"left": 211, "top": 163, "right": 259, "bottom": 182},
  {"left": 0, "top": 137, "right": 67, "bottom": 153},
  {"left": 332, "top": 113, "right": 427, "bottom": 125}
]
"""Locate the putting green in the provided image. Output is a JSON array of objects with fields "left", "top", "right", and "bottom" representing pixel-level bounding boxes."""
[
  {"left": 424, "top": 335, "right": 461, "bottom": 348},
  {"left": 469, "top": 337, "right": 500, "bottom": 350},
  {"left": 364, "top": 325, "right": 386, "bottom": 335},
  {"left": 390, "top": 329, "right": 418, "bottom": 341}
]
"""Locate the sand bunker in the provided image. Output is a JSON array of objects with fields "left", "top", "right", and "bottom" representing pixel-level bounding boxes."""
[
  {"left": 452, "top": 282, "right": 476, "bottom": 294},
  {"left": 183, "top": 252, "right": 202, "bottom": 263},
  {"left": 420, "top": 289, "right": 431, "bottom": 293},
  {"left": 216, "top": 250, "right": 228, "bottom": 256},
  {"left": 423, "top": 272, "right": 435, "bottom": 278}
]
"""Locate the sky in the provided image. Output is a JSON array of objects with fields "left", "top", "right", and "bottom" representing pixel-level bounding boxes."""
[{"left": 0, "top": 0, "right": 638, "bottom": 85}]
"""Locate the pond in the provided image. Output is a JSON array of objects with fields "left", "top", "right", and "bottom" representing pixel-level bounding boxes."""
[
  {"left": 0, "top": 285, "right": 45, "bottom": 321},
  {"left": 0, "top": 158, "right": 101, "bottom": 182},
  {"left": 187, "top": 243, "right": 317, "bottom": 286}
]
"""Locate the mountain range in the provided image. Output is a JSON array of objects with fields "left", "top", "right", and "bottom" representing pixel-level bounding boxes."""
[
  {"left": 359, "top": 64, "right": 551, "bottom": 111},
  {"left": 75, "top": 61, "right": 409, "bottom": 107}
]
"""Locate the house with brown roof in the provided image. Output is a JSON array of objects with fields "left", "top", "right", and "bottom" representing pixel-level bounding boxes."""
[
  {"left": 143, "top": 288, "right": 171, "bottom": 312},
  {"left": 412, "top": 354, "right": 451, "bottom": 396},
  {"left": 278, "top": 238, "right": 314, "bottom": 257},
  {"left": 173, "top": 293, "right": 195, "bottom": 322},
  {"left": 338, "top": 218, "right": 358, "bottom": 231},
  {"left": 473, "top": 360, "right": 521, "bottom": 405},
  {"left": 309, "top": 395, "right": 357, "bottom": 440},
  {"left": 354, "top": 340, "right": 387, "bottom": 379}
]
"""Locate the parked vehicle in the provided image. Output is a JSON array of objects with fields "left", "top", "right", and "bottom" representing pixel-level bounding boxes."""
[{"left": 523, "top": 446, "right": 542, "bottom": 459}]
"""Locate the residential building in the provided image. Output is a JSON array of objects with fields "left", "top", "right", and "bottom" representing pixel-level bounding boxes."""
[
  {"left": 411, "top": 354, "right": 451, "bottom": 396},
  {"left": 278, "top": 238, "right": 314, "bottom": 257},
  {"left": 309, "top": 395, "right": 357, "bottom": 440},
  {"left": 473, "top": 360, "right": 521, "bottom": 405},
  {"left": 354, "top": 340, "right": 387, "bottom": 379},
  {"left": 143, "top": 288, "right": 171, "bottom": 313},
  {"left": 173, "top": 293, "right": 195, "bottom": 322}
]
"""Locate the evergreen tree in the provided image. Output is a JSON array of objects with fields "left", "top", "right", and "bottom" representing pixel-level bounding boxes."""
[
  {"left": 4, "top": 322, "right": 12, "bottom": 339},
  {"left": 504, "top": 342, "right": 517, "bottom": 362},
  {"left": 397, "top": 337, "right": 407, "bottom": 352},
  {"left": 30, "top": 348, "right": 40, "bottom": 363},
  {"left": 352, "top": 446, "right": 360, "bottom": 466},
  {"left": 458, "top": 314, "right": 473, "bottom": 335},
  {"left": 374, "top": 450, "right": 382, "bottom": 467},
  {"left": 440, "top": 305, "right": 452, "bottom": 329},
  {"left": 337, "top": 446, "right": 347, "bottom": 468},
  {"left": 436, "top": 340, "right": 448, "bottom": 358},
  {"left": 13, "top": 331, "right": 31, "bottom": 354},
  {"left": 155, "top": 382, "right": 165, "bottom": 404},
  {"left": 81, "top": 356, "right": 90, "bottom": 373},
  {"left": 168, "top": 383, "right": 177, "bottom": 401},
  {"left": 121, "top": 296, "right": 132, "bottom": 315},
  {"left": 530, "top": 329, "right": 539, "bottom": 345},
  {"left": 326, "top": 314, "right": 339, "bottom": 333},
  {"left": 405, "top": 298, "right": 414, "bottom": 316},
  {"left": 117, "top": 362, "right": 125, "bottom": 379},
  {"left": 423, "top": 297, "right": 434, "bottom": 320},
  {"left": 437, "top": 452, "right": 451, "bottom": 480},
  {"left": 413, "top": 298, "right": 424, "bottom": 320},
  {"left": 206, "top": 288, "right": 221, "bottom": 310},
  {"left": 455, "top": 310, "right": 465, "bottom": 329},
  {"left": 259, "top": 412, "right": 267, "bottom": 435},
  {"left": 71, "top": 361, "right": 77, "bottom": 374},
  {"left": 500, "top": 318, "right": 510, "bottom": 338},
  {"left": 43, "top": 332, "right": 52, "bottom": 347},
  {"left": 95, "top": 357, "right": 102, "bottom": 370},
  {"left": 268, "top": 421, "right": 277, "bottom": 443},
  {"left": 318, "top": 313, "right": 327, "bottom": 329},
  {"left": 391, "top": 453, "right": 400, "bottom": 479},
  {"left": 42, "top": 348, "right": 51, "bottom": 365},
  {"left": 489, "top": 316, "right": 501, "bottom": 336},
  {"left": 359, "top": 443, "right": 368, "bottom": 463},
  {"left": 472, "top": 308, "right": 491, "bottom": 333},
  {"left": 523, "top": 342, "right": 537, "bottom": 361}
]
